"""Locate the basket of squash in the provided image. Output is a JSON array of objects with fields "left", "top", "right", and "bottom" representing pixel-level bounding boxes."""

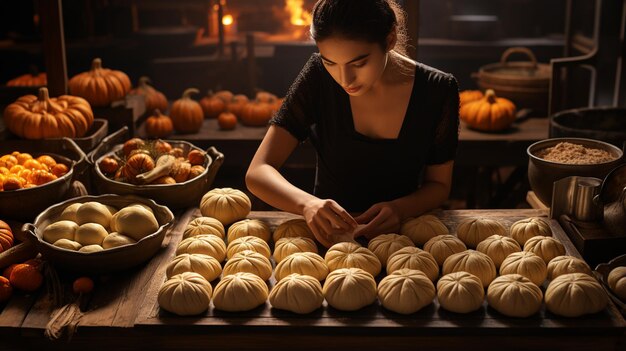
[{"left": 88, "top": 127, "right": 224, "bottom": 209}]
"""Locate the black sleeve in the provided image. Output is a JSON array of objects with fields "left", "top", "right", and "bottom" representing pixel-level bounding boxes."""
[
  {"left": 269, "top": 54, "right": 322, "bottom": 142},
  {"left": 426, "top": 74, "right": 460, "bottom": 164}
]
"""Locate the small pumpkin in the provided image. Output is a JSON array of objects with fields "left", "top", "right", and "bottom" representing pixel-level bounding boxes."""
[
  {"left": 239, "top": 101, "right": 274, "bottom": 127},
  {"left": 9, "top": 263, "right": 43, "bottom": 292},
  {"left": 0, "top": 220, "right": 14, "bottom": 253},
  {"left": 144, "top": 109, "right": 174, "bottom": 138},
  {"left": 459, "top": 90, "right": 483, "bottom": 106},
  {"left": 170, "top": 88, "right": 203, "bottom": 134},
  {"left": 0, "top": 276, "right": 12, "bottom": 302},
  {"left": 255, "top": 91, "right": 277, "bottom": 104},
  {"left": 200, "top": 91, "right": 227, "bottom": 119},
  {"left": 214, "top": 90, "right": 234, "bottom": 103},
  {"left": 7, "top": 67, "right": 47, "bottom": 87},
  {"left": 218, "top": 112, "right": 237, "bottom": 130},
  {"left": 68, "top": 58, "right": 131, "bottom": 107},
  {"left": 99, "top": 156, "right": 119, "bottom": 175},
  {"left": 128, "top": 76, "right": 168, "bottom": 115},
  {"left": 122, "top": 153, "right": 155, "bottom": 184},
  {"left": 187, "top": 150, "right": 206, "bottom": 166},
  {"left": 3, "top": 87, "right": 94, "bottom": 139},
  {"left": 226, "top": 94, "right": 249, "bottom": 117},
  {"left": 460, "top": 89, "right": 516, "bottom": 131}
]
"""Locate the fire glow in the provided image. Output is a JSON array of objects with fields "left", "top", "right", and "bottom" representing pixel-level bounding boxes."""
[{"left": 285, "top": 0, "right": 311, "bottom": 26}]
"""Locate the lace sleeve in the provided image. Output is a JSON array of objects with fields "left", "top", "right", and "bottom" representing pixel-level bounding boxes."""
[{"left": 426, "top": 75, "right": 460, "bottom": 164}]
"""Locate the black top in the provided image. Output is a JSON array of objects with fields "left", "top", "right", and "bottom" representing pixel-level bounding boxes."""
[{"left": 270, "top": 53, "right": 460, "bottom": 213}]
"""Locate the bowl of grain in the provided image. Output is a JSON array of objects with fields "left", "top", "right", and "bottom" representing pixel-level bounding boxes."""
[{"left": 527, "top": 137, "right": 624, "bottom": 206}]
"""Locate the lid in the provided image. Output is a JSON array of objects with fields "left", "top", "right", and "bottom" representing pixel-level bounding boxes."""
[{"left": 479, "top": 47, "right": 551, "bottom": 81}]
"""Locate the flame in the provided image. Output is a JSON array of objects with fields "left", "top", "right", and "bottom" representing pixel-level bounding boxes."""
[
  {"left": 222, "top": 14, "right": 233, "bottom": 26},
  {"left": 285, "top": 0, "right": 311, "bottom": 26}
]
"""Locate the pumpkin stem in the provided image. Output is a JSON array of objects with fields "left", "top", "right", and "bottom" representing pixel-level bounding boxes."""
[
  {"left": 153, "top": 108, "right": 162, "bottom": 116},
  {"left": 38, "top": 87, "right": 50, "bottom": 102},
  {"left": 485, "top": 89, "right": 497, "bottom": 104},
  {"left": 182, "top": 88, "right": 200, "bottom": 99},
  {"left": 91, "top": 58, "right": 103, "bottom": 70},
  {"left": 138, "top": 76, "right": 152, "bottom": 87}
]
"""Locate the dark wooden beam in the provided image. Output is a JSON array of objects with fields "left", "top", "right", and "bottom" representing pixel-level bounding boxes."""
[
  {"left": 404, "top": 0, "right": 420, "bottom": 60},
  {"left": 39, "top": 0, "right": 68, "bottom": 96}
]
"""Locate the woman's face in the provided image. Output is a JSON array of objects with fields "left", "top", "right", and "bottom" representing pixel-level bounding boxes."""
[{"left": 316, "top": 37, "right": 388, "bottom": 96}]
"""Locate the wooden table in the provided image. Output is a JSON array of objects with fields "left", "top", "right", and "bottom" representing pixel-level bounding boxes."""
[{"left": 1, "top": 209, "right": 624, "bottom": 351}]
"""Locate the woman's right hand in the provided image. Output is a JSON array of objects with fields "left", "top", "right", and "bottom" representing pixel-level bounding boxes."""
[{"left": 302, "top": 198, "right": 358, "bottom": 248}]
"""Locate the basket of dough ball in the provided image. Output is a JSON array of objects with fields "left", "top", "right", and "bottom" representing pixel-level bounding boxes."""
[
  {"left": 22, "top": 194, "right": 174, "bottom": 274},
  {"left": 88, "top": 127, "right": 224, "bottom": 209}
]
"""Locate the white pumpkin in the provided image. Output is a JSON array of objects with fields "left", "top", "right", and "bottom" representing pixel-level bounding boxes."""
[
  {"left": 367, "top": 233, "right": 414, "bottom": 267},
  {"left": 222, "top": 250, "right": 273, "bottom": 281},
  {"left": 442, "top": 250, "right": 496, "bottom": 288},
  {"left": 227, "top": 219, "right": 271, "bottom": 243},
  {"left": 212, "top": 272, "right": 268, "bottom": 312},
  {"left": 324, "top": 242, "right": 381, "bottom": 277},
  {"left": 58, "top": 203, "right": 82, "bottom": 222},
  {"left": 399, "top": 214, "right": 449, "bottom": 245},
  {"left": 176, "top": 234, "right": 227, "bottom": 262},
  {"left": 476, "top": 234, "right": 521, "bottom": 268},
  {"left": 274, "top": 252, "right": 329, "bottom": 281},
  {"left": 226, "top": 236, "right": 271, "bottom": 260},
  {"left": 499, "top": 251, "right": 547, "bottom": 286},
  {"left": 166, "top": 253, "right": 222, "bottom": 282},
  {"left": 437, "top": 272, "right": 485, "bottom": 313},
  {"left": 102, "top": 232, "right": 136, "bottom": 249},
  {"left": 273, "top": 236, "right": 318, "bottom": 263},
  {"left": 79, "top": 244, "right": 104, "bottom": 253},
  {"left": 268, "top": 273, "right": 324, "bottom": 314},
  {"left": 608, "top": 266, "right": 626, "bottom": 300},
  {"left": 42, "top": 220, "right": 78, "bottom": 244},
  {"left": 423, "top": 234, "right": 467, "bottom": 266},
  {"left": 112, "top": 206, "right": 159, "bottom": 241},
  {"left": 273, "top": 218, "right": 315, "bottom": 242},
  {"left": 183, "top": 216, "right": 225, "bottom": 239},
  {"left": 377, "top": 268, "right": 435, "bottom": 314},
  {"left": 545, "top": 273, "right": 608, "bottom": 317},
  {"left": 547, "top": 255, "right": 592, "bottom": 280},
  {"left": 74, "top": 223, "right": 108, "bottom": 246},
  {"left": 456, "top": 218, "right": 508, "bottom": 249},
  {"left": 523, "top": 236, "right": 566, "bottom": 264},
  {"left": 510, "top": 217, "right": 552, "bottom": 246},
  {"left": 157, "top": 272, "right": 212, "bottom": 316},
  {"left": 323, "top": 268, "right": 377, "bottom": 311},
  {"left": 200, "top": 188, "right": 251, "bottom": 225},
  {"left": 386, "top": 246, "right": 439, "bottom": 282},
  {"left": 75, "top": 201, "right": 113, "bottom": 228},
  {"left": 487, "top": 274, "right": 543, "bottom": 318},
  {"left": 52, "top": 238, "right": 82, "bottom": 251}
]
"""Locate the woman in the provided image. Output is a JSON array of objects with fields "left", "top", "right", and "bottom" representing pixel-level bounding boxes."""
[{"left": 246, "top": 0, "right": 459, "bottom": 247}]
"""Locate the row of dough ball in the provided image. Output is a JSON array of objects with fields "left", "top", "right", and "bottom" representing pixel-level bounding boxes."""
[
  {"left": 608, "top": 266, "right": 626, "bottom": 300},
  {"left": 42, "top": 201, "right": 159, "bottom": 252}
]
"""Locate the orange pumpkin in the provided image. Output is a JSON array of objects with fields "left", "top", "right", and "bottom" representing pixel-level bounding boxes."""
[
  {"left": 154, "top": 140, "right": 173, "bottom": 154},
  {"left": 214, "top": 90, "right": 234, "bottom": 103},
  {"left": 227, "top": 94, "right": 250, "bottom": 117},
  {"left": 240, "top": 102, "right": 274, "bottom": 127},
  {"left": 255, "top": 91, "right": 277, "bottom": 104},
  {"left": 36, "top": 155, "right": 57, "bottom": 169},
  {"left": 200, "top": 91, "right": 227, "bottom": 119},
  {"left": 145, "top": 109, "right": 174, "bottom": 138},
  {"left": 0, "top": 220, "right": 14, "bottom": 253},
  {"left": 3, "top": 87, "right": 94, "bottom": 139},
  {"left": 188, "top": 165, "right": 205, "bottom": 180},
  {"left": 460, "top": 89, "right": 517, "bottom": 131},
  {"left": 129, "top": 76, "right": 168, "bottom": 115},
  {"left": 9, "top": 263, "right": 43, "bottom": 292},
  {"left": 170, "top": 160, "right": 191, "bottom": 183},
  {"left": 170, "top": 88, "right": 204, "bottom": 134},
  {"left": 122, "top": 153, "right": 155, "bottom": 184},
  {"left": 152, "top": 176, "right": 177, "bottom": 185},
  {"left": 217, "top": 112, "right": 237, "bottom": 130},
  {"left": 459, "top": 90, "right": 484, "bottom": 106},
  {"left": 6, "top": 68, "right": 47, "bottom": 87},
  {"left": 99, "top": 156, "right": 119, "bottom": 174},
  {"left": 50, "top": 163, "right": 68, "bottom": 177},
  {"left": 187, "top": 150, "right": 206, "bottom": 166},
  {"left": 68, "top": 58, "right": 131, "bottom": 107},
  {"left": 28, "top": 169, "right": 57, "bottom": 185},
  {"left": 0, "top": 276, "right": 12, "bottom": 302}
]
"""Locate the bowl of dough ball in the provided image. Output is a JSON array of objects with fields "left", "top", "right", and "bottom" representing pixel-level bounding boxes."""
[{"left": 23, "top": 194, "right": 174, "bottom": 274}]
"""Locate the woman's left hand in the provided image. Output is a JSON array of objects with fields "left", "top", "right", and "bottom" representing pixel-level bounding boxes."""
[{"left": 353, "top": 201, "right": 403, "bottom": 240}]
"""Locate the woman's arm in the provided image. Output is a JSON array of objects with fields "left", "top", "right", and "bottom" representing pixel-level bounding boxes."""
[{"left": 354, "top": 160, "right": 454, "bottom": 238}]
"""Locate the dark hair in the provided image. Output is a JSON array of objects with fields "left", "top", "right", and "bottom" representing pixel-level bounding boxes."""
[{"left": 310, "top": 0, "right": 409, "bottom": 56}]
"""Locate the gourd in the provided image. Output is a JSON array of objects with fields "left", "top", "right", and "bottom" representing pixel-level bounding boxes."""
[
  {"left": 121, "top": 153, "right": 155, "bottom": 184},
  {"left": 0, "top": 220, "right": 14, "bottom": 253},
  {"left": 222, "top": 250, "right": 273, "bottom": 281},
  {"left": 176, "top": 234, "right": 227, "bottom": 262},
  {"left": 273, "top": 218, "right": 315, "bottom": 242},
  {"left": 9, "top": 263, "right": 43, "bottom": 292},
  {"left": 273, "top": 237, "right": 318, "bottom": 263},
  {"left": 226, "top": 236, "right": 271, "bottom": 260},
  {"left": 377, "top": 269, "right": 435, "bottom": 314},
  {"left": 510, "top": 217, "right": 552, "bottom": 246},
  {"left": 158, "top": 272, "right": 212, "bottom": 316},
  {"left": 170, "top": 88, "right": 203, "bottom": 134},
  {"left": 476, "top": 234, "right": 522, "bottom": 268},
  {"left": 226, "top": 94, "right": 249, "bottom": 117},
  {"left": 367, "top": 233, "right": 415, "bottom": 267},
  {"left": 165, "top": 253, "right": 222, "bottom": 282},
  {"left": 460, "top": 89, "right": 517, "bottom": 131},
  {"left": 459, "top": 90, "right": 483, "bottom": 106},
  {"left": 169, "top": 160, "right": 191, "bottom": 183},
  {"left": 200, "top": 188, "right": 251, "bottom": 225},
  {"left": 0, "top": 276, "right": 12, "bottom": 302},
  {"left": 7, "top": 69, "right": 47, "bottom": 87},
  {"left": 68, "top": 58, "right": 131, "bottom": 107},
  {"left": 274, "top": 252, "right": 329, "bottom": 281},
  {"left": 76, "top": 202, "right": 113, "bottom": 228},
  {"left": 212, "top": 272, "right": 268, "bottom": 312},
  {"left": 183, "top": 217, "right": 225, "bottom": 239},
  {"left": 218, "top": 112, "right": 237, "bottom": 130},
  {"left": 545, "top": 273, "right": 608, "bottom": 317},
  {"left": 386, "top": 246, "right": 439, "bottom": 281},
  {"left": 227, "top": 219, "right": 271, "bottom": 243},
  {"left": 547, "top": 255, "right": 592, "bottom": 280},
  {"left": 3, "top": 87, "right": 94, "bottom": 139},
  {"left": 135, "top": 155, "right": 176, "bottom": 184},
  {"left": 399, "top": 214, "right": 449, "bottom": 245},
  {"left": 456, "top": 218, "right": 508, "bottom": 249},
  {"left": 499, "top": 251, "right": 547, "bottom": 286},
  {"left": 200, "top": 91, "right": 227, "bottom": 118},
  {"left": 442, "top": 250, "right": 497, "bottom": 288},
  {"left": 324, "top": 242, "right": 381, "bottom": 277},
  {"left": 487, "top": 274, "right": 543, "bottom": 317},
  {"left": 75, "top": 223, "right": 108, "bottom": 246},
  {"left": 423, "top": 234, "right": 467, "bottom": 266},
  {"left": 437, "top": 272, "right": 485, "bottom": 313},
  {"left": 112, "top": 206, "right": 159, "bottom": 241},
  {"left": 144, "top": 110, "right": 174, "bottom": 138},
  {"left": 523, "top": 236, "right": 566, "bottom": 264},
  {"left": 42, "top": 220, "right": 79, "bottom": 244},
  {"left": 268, "top": 273, "right": 324, "bottom": 314},
  {"left": 128, "top": 76, "right": 168, "bottom": 114},
  {"left": 322, "top": 268, "right": 377, "bottom": 311},
  {"left": 102, "top": 232, "right": 136, "bottom": 249},
  {"left": 608, "top": 266, "right": 626, "bottom": 300}
]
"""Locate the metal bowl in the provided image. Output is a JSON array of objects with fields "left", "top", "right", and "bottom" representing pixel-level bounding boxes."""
[
  {"left": 594, "top": 254, "right": 626, "bottom": 314},
  {"left": 527, "top": 137, "right": 624, "bottom": 206},
  {"left": 23, "top": 194, "right": 174, "bottom": 274}
]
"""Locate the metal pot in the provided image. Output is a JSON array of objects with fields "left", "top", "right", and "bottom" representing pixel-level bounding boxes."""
[
  {"left": 474, "top": 47, "right": 551, "bottom": 115},
  {"left": 598, "top": 164, "right": 626, "bottom": 236},
  {"left": 550, "top": 107, "right": 626, "bottom": 148}
]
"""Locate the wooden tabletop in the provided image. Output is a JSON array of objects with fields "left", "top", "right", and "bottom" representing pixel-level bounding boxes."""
[{"left": 1, "top": 208, "right": 624, "bottom": 351}]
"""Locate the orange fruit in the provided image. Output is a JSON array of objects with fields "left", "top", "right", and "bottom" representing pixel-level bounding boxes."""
[
  {"left": 72, "top": 277, "right": 95, "bottom": 294},
  {"left": 0, "top": 276, "right": 12, "bottom": 302},
  {"left": 9, "top": 264, "right": 43, "bottom": 292}
]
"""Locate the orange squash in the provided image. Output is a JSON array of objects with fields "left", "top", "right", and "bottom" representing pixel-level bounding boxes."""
[
  {"left": 72, "top": 277, "right": 94, "bottom": 294},
  {"left": 99, "top": 156, "right": 119, "bottom": 174},
  {"left": 187, "top": 150, "right": 206, "bottom": 166},
  {"left": 227, "top": 94, "right": 250, "bottom": 117},
  {"left": 68, "top": 58, "right": 131, "bottom": 107},
  {"left": 459, "top": 90, "right": 484, "bottom": 107},
  {"left": 240, "top": 101, "right": 274, "bottom": 127},
  {"left": 3, "top": 87, "right": 94, "bottom": 139},
  {"left": 145, "top": 109, "right": 174, "bottom": 138},
  {"left": 0, "top": 276, "right": 12, "bottom": 302},
  {"left": 129, "top": 76, "right": 168, "bottom": 115},
  {"left": 7, "top": 70, "right": 47, "bottom": 87},
  {"left": 200, "top": 91, "right": 227, "bottom": 119},
  {"left": 217, "top": 112, "right": 237, "bottom": 130},
  {"left": 214, "top": 90, "right": 234, "bottom": 103},
  {"left": 0, "top": 220, "right": 14, "bottom": 253},
  {"left": 122, "top": 153, "right": 155, "bottom": 184},
  {"left": 170, "top": 88, "right": 203, "bottom": 134},
  {"left": 255, "top": 91, "right": 277, "bottom": 104},
  {"left": 460, "top": 89, "right": 517, "bottom": 132},
  {"left": 9, "top": 263, "right": 43, "bottom": 292}
]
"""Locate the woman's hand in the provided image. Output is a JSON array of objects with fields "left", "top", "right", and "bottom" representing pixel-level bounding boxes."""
[
  {"left": 302, "top": 198, "right": 358, "bottom": 247},
  {"left": 353, "top": 201, "right": 403, "bottom": 240}
]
